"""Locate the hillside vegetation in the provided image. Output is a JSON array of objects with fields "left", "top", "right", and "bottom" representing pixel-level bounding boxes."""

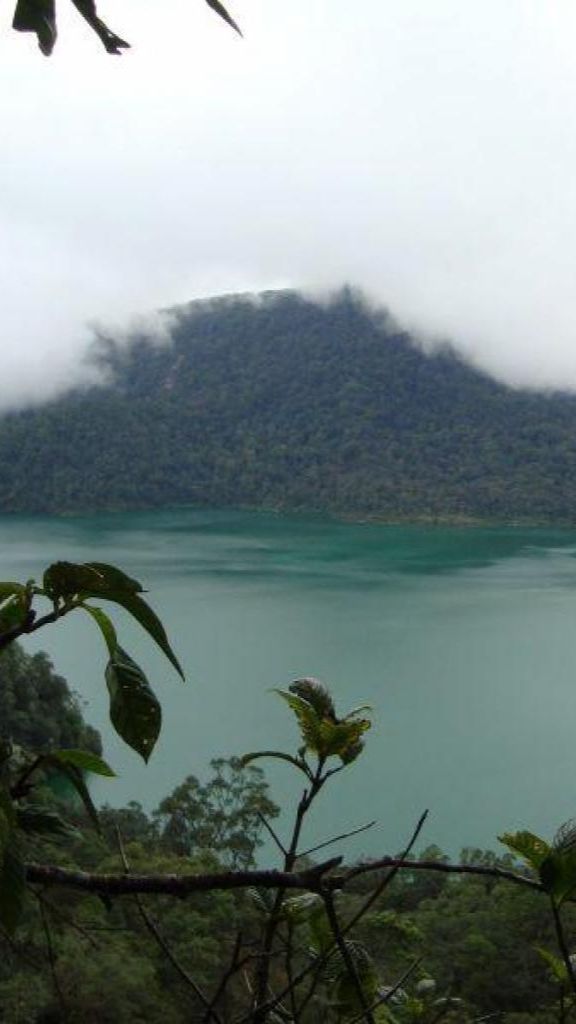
[{"left": 3, "top": 288, "right": 576, "bottom": 521}]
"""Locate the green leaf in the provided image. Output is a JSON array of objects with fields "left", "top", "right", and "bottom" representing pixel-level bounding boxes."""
[
  {"left": 283, "top": 892, "right": 324, "bottom": 923},
  {"left": 0, "top": 842, "right": 25, "bottom": 934},
  {"left": 535, "top": 945, "right": 568, "bottom": 983},
  {"left": 539, "top": 850, "right": 576, "bottom": 905},
  {"left": 81, "top": 604, "right": 118, "bottom": 656},
  {"left": 49, "top": 749, "right": 115, "bottom": 778},
  {"left": 43, "top": 561, "right": 106, "bottom": 599},
  {"left": 498, "top": 831, "right": 551, "bottom": 871},
  {"left": 240, "top": 751, "right": 311, "bottom": 778},
  {"left": 84, "top": 562, "right": 144, "bottom": 594},
  {"left": 89, "top": 592, "right": 184, "bottom": 680},
  {"left": 274, "top": 689, "right": 325, "bottom": 753},
  {"left": 0, "top": 583, "right": 26, "bottom": 601},
  {"left": 0, "top": 595, "right": 28, "bottom": 634},
  {"left": 106, "top": 647, "right": 161, "bottom": 763},
  {"left": 40, "top": 756, "right": 101, "bottom": 831},
  {"left": 16, "top": 805, "right": 77, "bottom": 838},
  {"left": 275, "top": 688, "right": 370, "bottom": 763},
  {"left": 289, "top": 678, "right": 336, "bottom": 720},
  {"left": 316, "top": 718, "right": 371, "bottom": 761}
]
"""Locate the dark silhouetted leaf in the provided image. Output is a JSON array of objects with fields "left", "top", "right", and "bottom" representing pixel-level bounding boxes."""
[
  {"left": 50, "top": 749, "right": 115, "bottom": 777},
  {"left": 205, "top": 0, "right": 242, "bottom": 36},
  {"left": 87, "top": 591, "right": 184, "bottom": 680},
  {"left": 84, "top": 562, "right": 143, "bottom": 594},
  {"left": 82, "top": 603, "right": 118, "bottom": 656},
  {"left": 43, "top": 561, "right": 105, "bottom": 599},
  {"left": 540, "top": 850, "right": 576, "bottom": 905},
  {"left": 106, "top": 647, "right": 161, "bottom": 763}
]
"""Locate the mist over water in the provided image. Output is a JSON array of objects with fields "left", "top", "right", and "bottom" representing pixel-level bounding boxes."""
[{"left": 4, "top": 508, "right": 576, "bottom": 859}]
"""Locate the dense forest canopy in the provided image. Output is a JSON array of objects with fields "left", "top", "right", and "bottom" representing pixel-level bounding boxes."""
[{"left": 2, "top": 288, "right": 576, "bottom": 523}]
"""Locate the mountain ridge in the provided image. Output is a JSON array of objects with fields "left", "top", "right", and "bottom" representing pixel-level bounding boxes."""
[{"left": 2, "top": 287, "right": 576, "bottom": 522}]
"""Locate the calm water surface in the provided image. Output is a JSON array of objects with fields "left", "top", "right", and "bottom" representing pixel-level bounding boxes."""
[{"left": 2, "top": 508, "right": 576, "bottom": 858}]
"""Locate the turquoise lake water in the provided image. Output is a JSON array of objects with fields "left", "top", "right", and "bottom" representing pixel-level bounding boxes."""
[{"left": 3, "top": 508, "right": 576, "bottom": 860}]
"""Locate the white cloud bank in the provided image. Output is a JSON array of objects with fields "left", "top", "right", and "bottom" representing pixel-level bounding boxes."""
[{"left": 1, "top": 0, "right": 576, "bottom": 407}]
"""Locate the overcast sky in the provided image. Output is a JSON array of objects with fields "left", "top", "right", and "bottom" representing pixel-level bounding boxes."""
[{"left": 2, "top": 0, "right": 576, "bottom": 406}]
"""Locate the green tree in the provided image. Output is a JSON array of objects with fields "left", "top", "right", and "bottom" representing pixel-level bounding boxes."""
[{"left": 155, "top": 757, "right": 279, "bottom": 869}]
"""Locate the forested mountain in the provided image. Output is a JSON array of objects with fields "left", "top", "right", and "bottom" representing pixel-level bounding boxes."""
[{"left": 3, "top": 287, "right": 576, "bottom": 521}]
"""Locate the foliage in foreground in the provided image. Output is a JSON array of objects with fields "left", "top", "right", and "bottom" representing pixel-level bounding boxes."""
[
  {"left": 2, "top": 562, "right": 576, "bottom": 1022},
  {"left": 12, "top": 0, "right": 241, "bottom": 57}
]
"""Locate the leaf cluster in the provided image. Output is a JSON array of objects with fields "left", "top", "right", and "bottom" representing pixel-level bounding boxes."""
[{"left": 12, "top": 0, "right": 241, "bottom": 56}]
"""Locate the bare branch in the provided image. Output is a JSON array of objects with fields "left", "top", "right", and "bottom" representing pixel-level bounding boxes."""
[
  {"left": 322, "top": 889, "right": 376, "bottom": 1024},
  {"left": 116, "top": 828, "right": 221, "bottom": 1023},
  {"left": 300, "top": 820, "right": 377, "bottom": 859},
  {"left": 257, "top": 811, "right": 288, "bottom": 858},
  {"left": 24, "top": 857, "right": 342, "bottom": 897}
]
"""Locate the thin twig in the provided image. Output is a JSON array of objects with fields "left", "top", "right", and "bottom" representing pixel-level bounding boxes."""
[
  {"left": 251, "top": 763, "right": 327, "bottom": 1024},
  {"left": 551, "top": 898, "right": 576, "bottom": 1001},
  {"left": 343, "top": 811, "right": 429, "bottom": 936},
  {"left": 338, "top": 854, "right": 539, "bottom": 895},
  {"left": 257, "top": 812, "right": 288, "bottom": 858},
  {"left": 322, "top": 889, "right": 376, "bottom": 1023},
  {"left": 347, "top": 958, "right": 422, "bottom": 1024},
  {"left": 116, "top": 828, "right": 222, "bottom": 1024},
  {"left": 37, "top": 892, "right": 67, "bottom": 1020},
  {"left": 242, "top": 812, "right": 429, "bottom": 1023},
  {"left": 300, "top": 820, "right": 377, "bottom": 859},
  {"left": 202, "top": 931, "right": 243, "bottom": 1023}
]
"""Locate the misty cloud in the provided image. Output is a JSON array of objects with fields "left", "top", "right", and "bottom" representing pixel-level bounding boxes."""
[{"left": 2, "top": 0, "right": 576, "bottom": 407}]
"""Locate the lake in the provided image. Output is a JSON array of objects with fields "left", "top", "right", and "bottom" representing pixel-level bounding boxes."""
[{"left": 3, "top": 508, "right": 576, "bottom": 861}]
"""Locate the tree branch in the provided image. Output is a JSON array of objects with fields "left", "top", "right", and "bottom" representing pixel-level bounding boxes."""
[{"left": 25, "top": 858, "right": 342, "bottom": 896}]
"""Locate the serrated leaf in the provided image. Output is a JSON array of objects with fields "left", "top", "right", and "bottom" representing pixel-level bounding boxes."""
[
  {"left": 554, "top": 819, "right": 576, "bottom": 853},
  {"left": 50, "top": 749, "right": 115, "bottom": 778},
  {"left": 106, "top": 647, "right": 161, "bottom": 763},
  {"left": 274, "top": 689, "right": 324, "bottom": 752},
  {"left": 240, "top": 751, "right": 310, "bottom": 777},
  {"left": 90, "top": 592, "right": 184, "bottom": 681},
  {"left": 0, "top": 841, "right": 25, "bottom": 934},
  {"left": 342, "top": 705, "right": 373, "bottom": 721},
  {"left": 289, "top": 678, "right": 336, "bottom": 720},
  {"left": 316, "top": 718, "right": 371, "bottom": 761},
  {"left": 16, "top": 805, "right": 77, "bottom": 838},
  {"left": 248, "top": 887, "right": 277, "bottom": 915},
  {"left": 283, "top": 892, "right": 324, "bottom": 923},
  {"left": 498, "top": 831, "right": 551, "bottom": 871}
]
